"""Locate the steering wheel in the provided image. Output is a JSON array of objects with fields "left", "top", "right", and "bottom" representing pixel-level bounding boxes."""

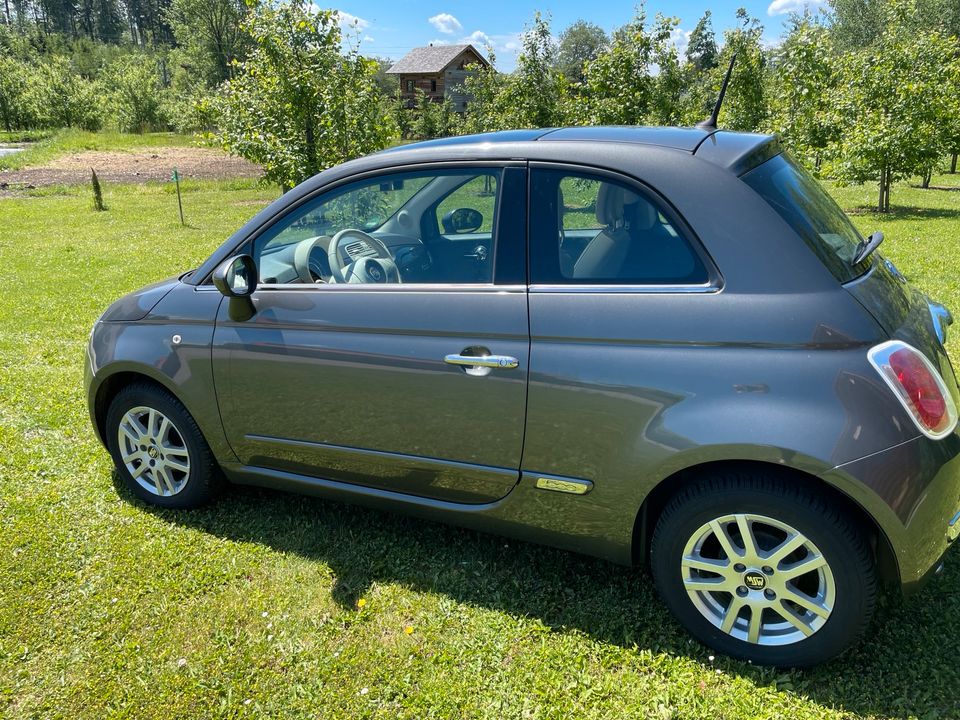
[
  {"left": 293, "top": 235, "right": 330, "bottom": 284},
  {"left": 327, "top": 228, "right": 400, "bottom": 284}
]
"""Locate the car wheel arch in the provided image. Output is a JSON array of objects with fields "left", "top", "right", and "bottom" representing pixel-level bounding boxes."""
[
  {"left": 94, "top": 370, "right": 192, "bottom": 448},
  {"left": 631, "top": 458, "right": 900, "bottom": 587}
]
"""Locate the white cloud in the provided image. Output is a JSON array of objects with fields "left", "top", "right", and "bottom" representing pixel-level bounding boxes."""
[
  {"left": 363, "top": 35, "right": 375, "bottom": 43},
  {"left": 465, "top": 30, "right": 491, "bottom": 46},
  {"left": 767, "top": 0, "right": 825, "bottom": 16},
  {"left": 669, "top": 27, "right": 692, "bottom": 59},
  {"left": 428, "top": 13, "right": 463, "bottom": 35},
  {"left": 335, "top": 10, "right": 370, "bottom": 31}
]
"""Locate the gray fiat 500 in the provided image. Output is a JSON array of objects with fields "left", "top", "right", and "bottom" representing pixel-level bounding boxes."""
[{"left": 86, "top": 127, "right": 960, "bottom": 667}]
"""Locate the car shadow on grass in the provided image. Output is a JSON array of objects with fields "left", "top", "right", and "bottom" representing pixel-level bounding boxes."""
[{"left": 118, "top": 475, "right": 960, "bottom": 720}]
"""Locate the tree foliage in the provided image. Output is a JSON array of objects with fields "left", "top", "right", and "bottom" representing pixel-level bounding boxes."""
[
  {"left": 825, "top": 0, "right": 959, "bottom": 210},
  {"left": 686, "top": 11, "right": 719, "bottom": 72},
  {"left": 556, "top": 20, "right": 608, "bottom": 85},
  {"left": 210, "top": 1, "right": 394, "bottom": 189},
  {"left": 579, "top": 8, "right": 676, "bottom": 125},
  {"left": 768, "top": 14, "right": 837, "bottom": 167}
]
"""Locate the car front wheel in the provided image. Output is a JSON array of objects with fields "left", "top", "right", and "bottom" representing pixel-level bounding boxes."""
[
  {"left": 650, "top": 472, "right": 877, "bottom": 667},
  {"left": 105, "top": 383, "right": 221, "bottom": 508}
]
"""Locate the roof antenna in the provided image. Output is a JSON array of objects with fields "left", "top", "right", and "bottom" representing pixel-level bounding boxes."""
[{"left": 697, "top": 53, "right": 737, "bottom": 131}]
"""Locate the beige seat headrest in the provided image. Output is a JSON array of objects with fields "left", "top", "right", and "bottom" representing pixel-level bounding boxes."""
[{"left": 596, "top": 183, "right": 640, "bottom": 225}]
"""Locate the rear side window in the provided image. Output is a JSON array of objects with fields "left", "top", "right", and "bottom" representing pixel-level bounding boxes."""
[
  {"left": 742, "top": 153, "right": 870, "bottom": 282},
  {"left": 529, "top": 168, "right": 709, "bottom": 286}
]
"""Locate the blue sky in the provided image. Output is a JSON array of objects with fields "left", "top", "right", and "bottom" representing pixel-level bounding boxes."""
[{"left": 334, "top": 0, "right": 825, "bottom": 70}]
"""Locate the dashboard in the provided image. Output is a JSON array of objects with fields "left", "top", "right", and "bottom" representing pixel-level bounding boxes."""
[{"left": 258, "top": 232, "right": 433, "bottom": 285}]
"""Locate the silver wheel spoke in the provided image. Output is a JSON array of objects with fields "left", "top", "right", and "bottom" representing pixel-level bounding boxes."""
[
  {"left": 121, "top": 423, "right": 140, "bottom": 446},
  {"left": 158, "top": 467, "right": 176, "bottom": 494},
  {"left": 151, "top": 469, "right": 164, "bottom": 494},
  {"left": 709, "top": 519, "right": 743, "bottom": 561},
  {"left": 780, "top": 554, "right": 826, "bottom": 580},
  {"left": 131, "top": 462, "right": 147, "bottom": 479},
  {"left": 158, "top": 417, "right": 172, "bottom": 445},
  {"left": 735, "top": 514, "right": 758, "bottom": 560},
  {"left": 765, "top": 532, "right": 806, "bottom": 566},
  {"left": 746, "top": 606, "right": 763, "bottom": 644},
  {"left": 784, "top": 587, "right": 831, "bottom": 619},
  {"left": 166, "top": 459, "right": 189, "bottom": 474},
  {"left": 684, "top": 576, "right": 730, "bottom": 593},
  {"left": 772, "top": 603, "right": 815, "bottom": 638},
  {"left": 682, "top": 555, "right": 729, "bottom": 574},
  {"left": 121, "top": 449, "right": 140, "bottom": 463},
  {"left": 720, "top": 596, "right": 746, "bottom": 634}
]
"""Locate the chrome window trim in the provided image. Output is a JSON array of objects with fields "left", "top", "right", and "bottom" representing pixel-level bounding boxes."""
[
  {"left": 221, "top": 282, "right": 526, "bottom": 294},
  {"left": 529, "top": 283, "right": 721, "bottom": 294}
]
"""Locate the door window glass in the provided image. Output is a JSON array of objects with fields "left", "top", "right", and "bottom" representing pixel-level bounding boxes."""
[
  {"left": 252, "top": 169, "right": 503, "bottom": 286},
  {"left": 529, "top": 168, "right": 708, "bottom": 285}
]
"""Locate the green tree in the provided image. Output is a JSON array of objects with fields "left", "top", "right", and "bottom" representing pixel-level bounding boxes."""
[
  {"left": 686, "top": 10, "right": 719, "bottom": 71},
  {"left": 826, "top": 0, "right": 958, "bottom": 211},
  {"left": 0, "top": 55, "right": 27, "bottom": 131},
  {"left": 211, "top": 1, "right": 395, "bottom": 189},
  {"left": 167, "top": 0, "right": 247, "bottom": 86},
  {"left": 410, "top": 88, "right": 456, "bottom": 140},
  {"left": 556, "top": 19, "right": 607, "bottom": 84},
  {"left": 105, "top": 53, "right": 168, "bottom": 132},
  {"left": 25, "top": 56, "right": 102, "bottom": 130},
  {"left": 580, "top": 7, "right": 675, "bottom": 125},
  {"left": 768, "top": 14, "right": 837, "bottom": 167},
  {"left": 460, "top": 47, "right": 507, "bottom": 133},
  {"left": 712, "top": 8, "right": 767, "bottom": 132},
  {"left": 499, "top": 12, "right": 568, "bottom": 128}
]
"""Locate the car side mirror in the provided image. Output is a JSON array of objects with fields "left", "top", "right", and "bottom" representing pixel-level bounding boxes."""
[
  {"left": 441, "top": 207, "right": 483, "bottom": 234},
  {"left": 213, "top": 255, "right": 258, "bottom": 298}
]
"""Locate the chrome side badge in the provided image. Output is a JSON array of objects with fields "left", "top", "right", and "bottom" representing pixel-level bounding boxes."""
[{"left": 535, "top": 475, "right": 594, "bottom": 495}]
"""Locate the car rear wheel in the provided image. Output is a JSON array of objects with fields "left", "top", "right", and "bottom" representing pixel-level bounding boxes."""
[
  {"left": 650, "top": 472, "right": 877, "bottom": 667},
  {"left": 106, "top": 383, "right": 221, "bottom": 508}
]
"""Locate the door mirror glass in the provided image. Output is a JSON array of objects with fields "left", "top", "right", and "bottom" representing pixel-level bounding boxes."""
[
  {"left": 213, "top": 255, "right": 258, "bottom": 297},
  {"left": 441, "top": 207, "right": 483, "bottom": 234}
]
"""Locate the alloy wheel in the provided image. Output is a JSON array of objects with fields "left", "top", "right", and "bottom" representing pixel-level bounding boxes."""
[
  {"left": 681, "top": 513, "right": 835, "bottom": 646},
  {"left": 116, "top": 405, "right": 191, "bottom": 497}
]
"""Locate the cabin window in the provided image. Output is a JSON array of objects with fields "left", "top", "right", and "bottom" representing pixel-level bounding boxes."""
[
  {"left": 431, "top": 79, "right": 437, "bottom": 92},
  {"left": 406, "top": 80, "right": 414, "bottom": 92}
]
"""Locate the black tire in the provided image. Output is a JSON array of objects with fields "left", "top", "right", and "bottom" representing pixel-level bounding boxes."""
[
  {"left": 105, "top": 382, "right": 222, "bottom": 509},
  {"left": 650, "top": 471, "right": 876, "bottom": 667}
]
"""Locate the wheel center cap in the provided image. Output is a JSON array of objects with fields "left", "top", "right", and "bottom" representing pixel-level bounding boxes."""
[
  {"left": 147, "top": 446, "right": 159, "bottom": 459},
  {"left": 743, "top": 570, "right": 767, "bottom": 591}
]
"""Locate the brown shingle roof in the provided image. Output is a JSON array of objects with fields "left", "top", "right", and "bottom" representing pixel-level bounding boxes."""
[{"left": 386, "top": 44, "right": 489, "bottom": 74}]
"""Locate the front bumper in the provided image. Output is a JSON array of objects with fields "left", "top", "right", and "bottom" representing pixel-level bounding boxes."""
[{"left": 824, "top": 429, "right": 960, "bottom": 593}]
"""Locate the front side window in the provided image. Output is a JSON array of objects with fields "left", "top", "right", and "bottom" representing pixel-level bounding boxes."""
[
  {"left": 742, "top": 153, "right": 870, "bottom": 282},
  {"left": 252, "top": 168, "right": 503, "bottom": 286},
  {"left": 529, "top": 168, "right": 709, "bottom": 285}
]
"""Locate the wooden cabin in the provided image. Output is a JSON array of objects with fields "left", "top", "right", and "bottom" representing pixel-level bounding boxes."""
[{"left": 387, "top": 44, "right": 491, "bottom": 112}]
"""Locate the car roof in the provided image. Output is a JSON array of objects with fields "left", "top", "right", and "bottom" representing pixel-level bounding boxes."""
[{"left": 379, "top": 126, "right": 780, "bottom": 175}]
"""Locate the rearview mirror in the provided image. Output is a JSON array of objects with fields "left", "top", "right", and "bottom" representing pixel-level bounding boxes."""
[
  {"left": 441, "top": 207, "right": 483, "bottom": 234},
  {"left": 213, "top": 255, "right": 258, "bottom": 298}
]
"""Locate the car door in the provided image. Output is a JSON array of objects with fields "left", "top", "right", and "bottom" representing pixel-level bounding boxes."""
[
  {"left": 211, "top": 164, "right": 528, "bottom": 504},
  {"left": 522, "top": 164, "right": 719, "bottom": 489}
]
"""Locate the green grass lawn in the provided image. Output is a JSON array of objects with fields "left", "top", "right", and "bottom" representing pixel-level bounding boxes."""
[{"left": 1, "top": 172, "right": 959, "bottom": 719}]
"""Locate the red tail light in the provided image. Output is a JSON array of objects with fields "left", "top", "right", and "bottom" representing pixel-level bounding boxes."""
[{"left": 868, "top": 341, "right": 958, "bottom": 439}]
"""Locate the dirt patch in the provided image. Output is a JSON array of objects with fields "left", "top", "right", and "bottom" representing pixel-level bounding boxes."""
[{"left": 0, "top": 146, "right": 261, "bottom": 196}]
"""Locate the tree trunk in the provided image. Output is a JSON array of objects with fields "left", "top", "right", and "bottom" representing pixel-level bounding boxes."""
[
  {"left": 921, "top": 168, "right": 931, "bottom": 189},
  {"left": 878, "top": 167, "right": 885, "bottom": 213},
  {"left": 951, "top": 153, "right": 958, "bottom": 174},
  {"left": 884, "top": 168, "right": 891, "bottom": 213}
]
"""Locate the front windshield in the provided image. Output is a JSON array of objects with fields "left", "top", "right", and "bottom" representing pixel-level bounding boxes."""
[{"left": 742, "top": 153, "right": 870, "bottom": 283}]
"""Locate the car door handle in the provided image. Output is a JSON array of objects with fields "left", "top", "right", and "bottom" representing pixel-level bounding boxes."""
[{"left": 444, "top": 353, "right": 519, "bottom": 369}]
